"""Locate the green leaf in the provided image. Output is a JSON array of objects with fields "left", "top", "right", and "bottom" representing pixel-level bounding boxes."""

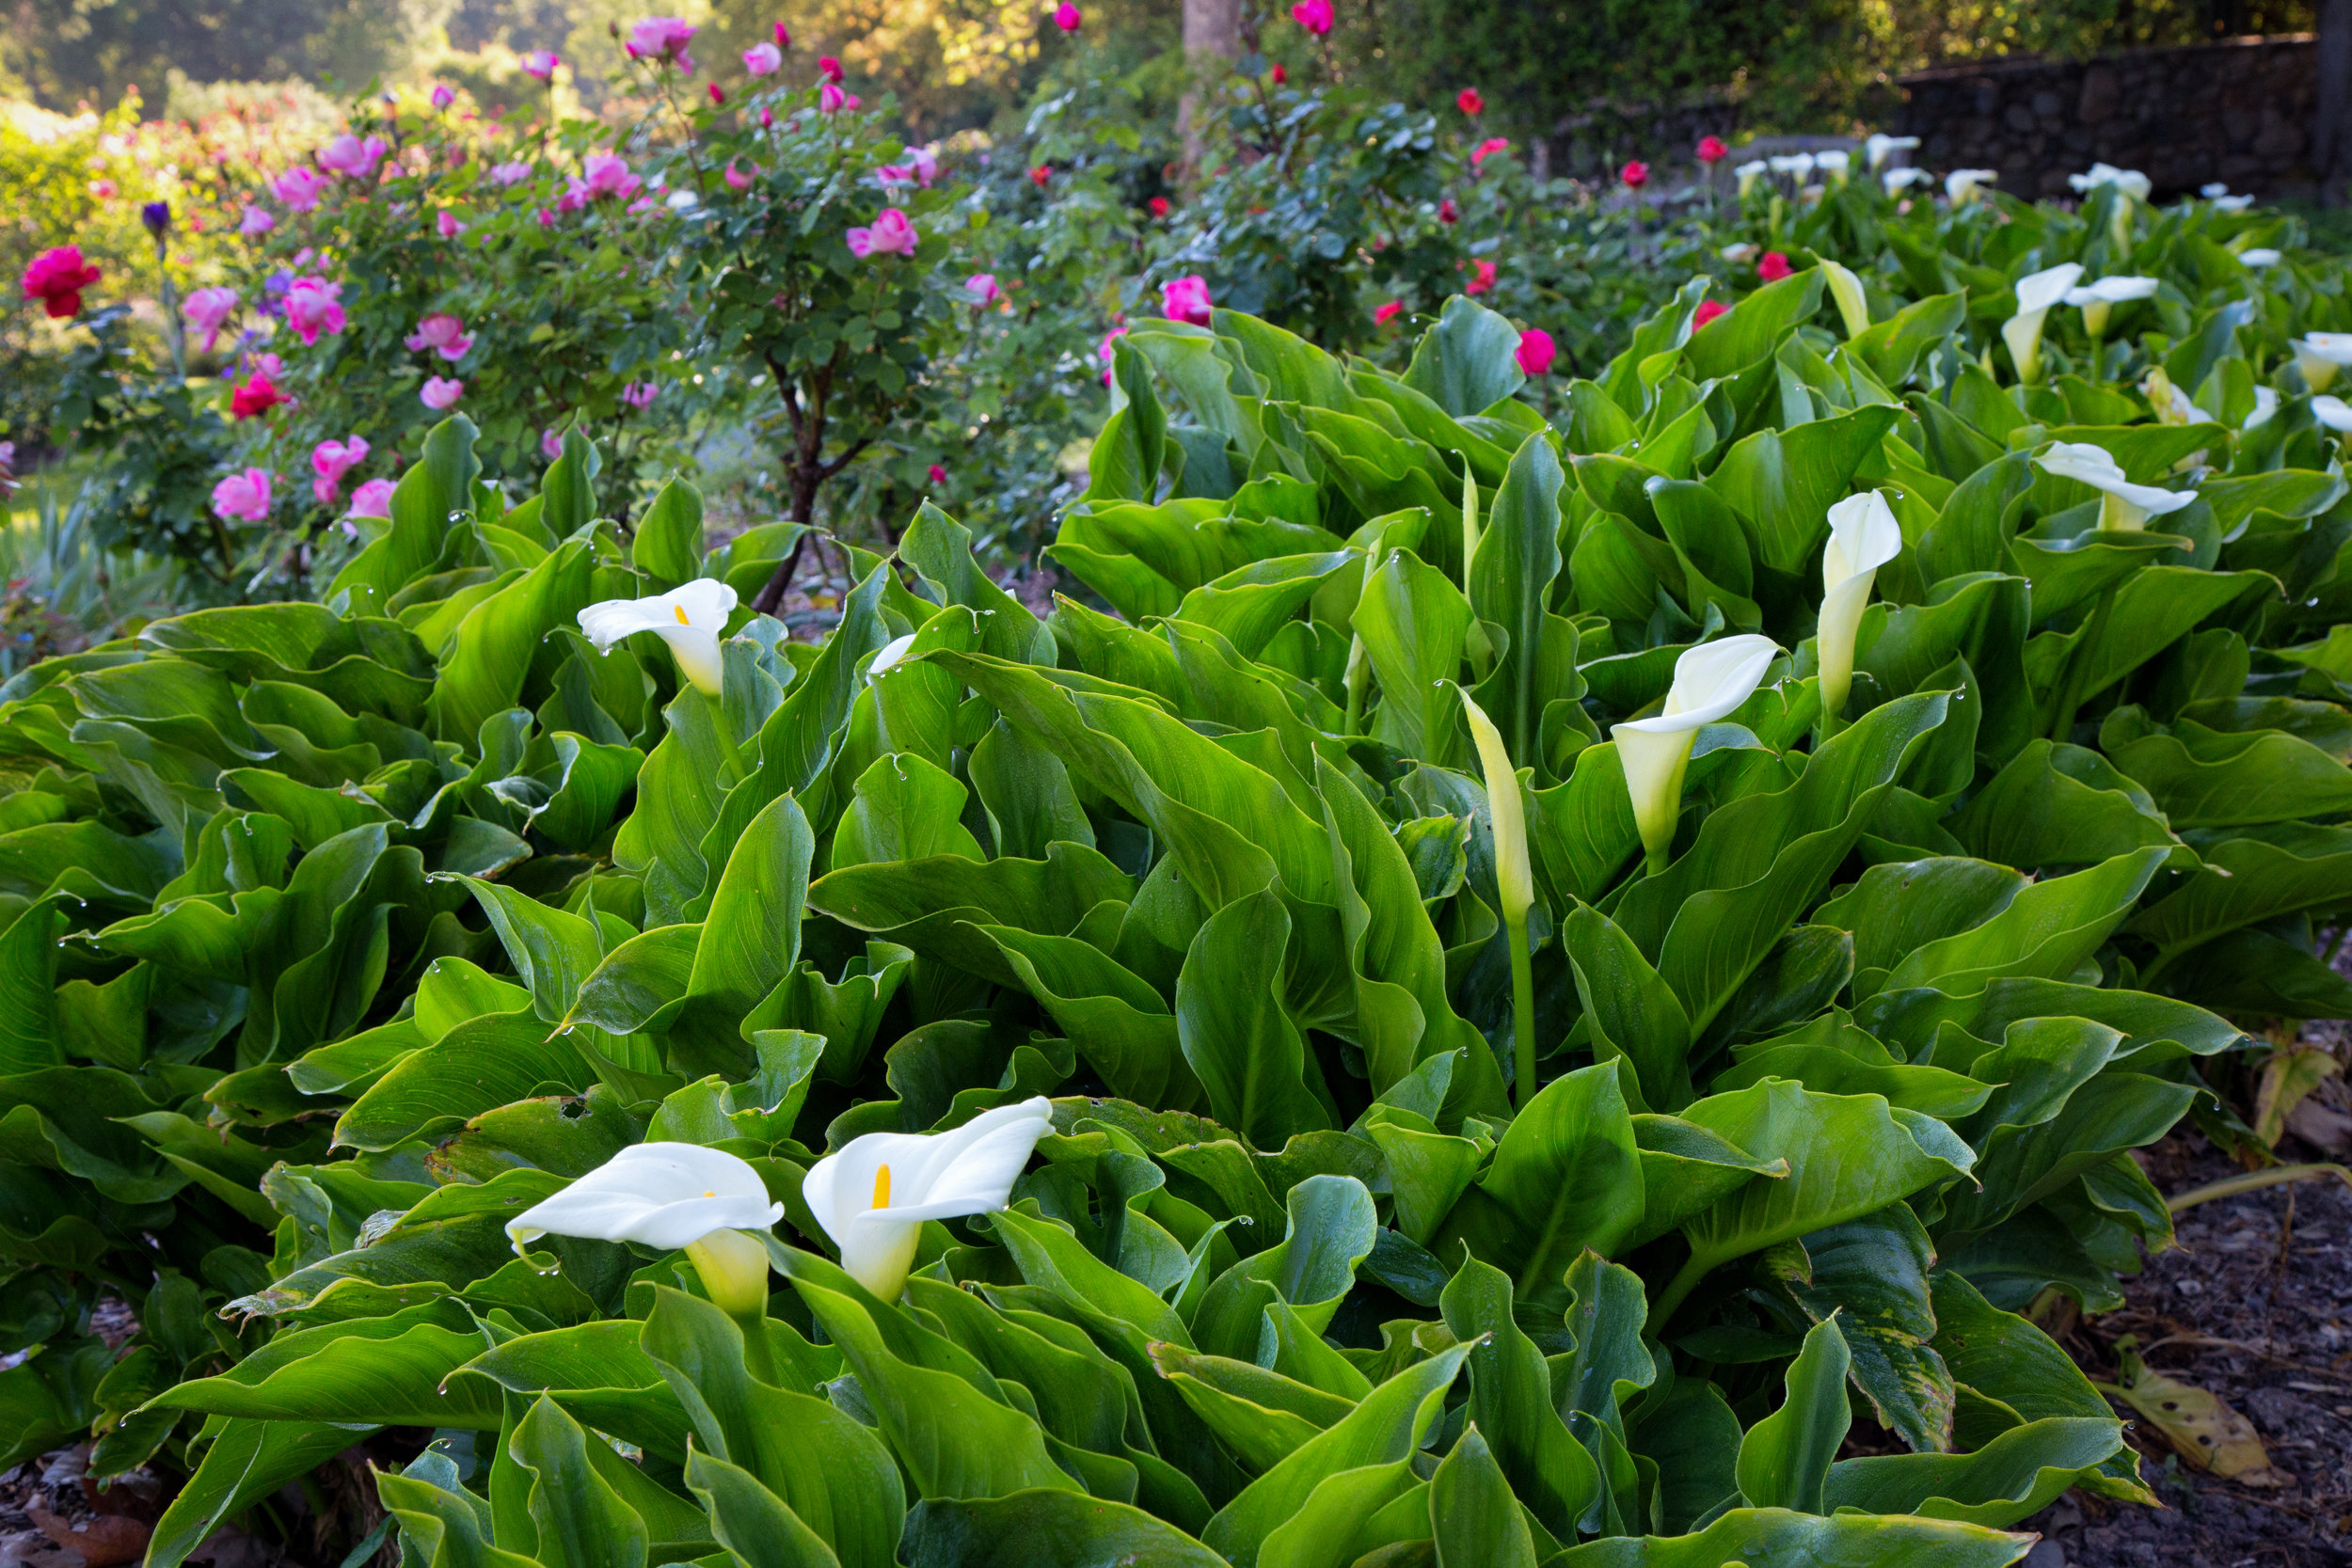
[
  {"left": 1823, "top": 1417, "right": 2124, "bottom": 1528},
  {"left": 684, "top": 1443, "right": 844, "bottom": 1568},
  {"left": 1432, "top": 1425, "right": 1537, "bottom": 1568},
  {"left": 634, "top": 478, "right": 707, "bottom": 591},
  {"left": 1191, "top": 1175, "right": 1376, "bottom": 1361},
  {"left": 1437, "top": 1253, "right": 1598, "bottom": 1540},
  {"left": 148, "top": 1418, "right": 375, "bottom": 1568},
  {"left": 1177, "top": 888, "right": 1329, "bottom": 1147},
  {"left": 1543, "top": 1506, "right": 2036, "bottom": 1567},
  {"left": 1353, "top": 547, "right": 1472, "bottom": 769},
  {"left": 1562, "top": 904, "right": 1693, "bottom": 1111},
  {"left": 1404, "top": 295, "right": 1527, "bottom": 418},
  {"left": 899, "top": 1490, "right": 1226, "bottom": 1568},
  {"left": 1200, "top": 1340, "right": 1471, "bottom": 1568},
  {"left": 1736, "top": 1314, "right": 1851, "bottom": 1513},
  {"left": 510, "top": 1394, "right": 650, "bottom": 1568}
]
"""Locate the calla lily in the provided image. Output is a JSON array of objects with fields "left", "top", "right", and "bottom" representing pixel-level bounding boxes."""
[
  {"left": 1817, "top": 493, "right": 1902, "bottom": 722},
  {"left": 2069, "top": 162, "right": 2151, "bottom": 202},
  {"left": 2140, "top": 368, "right": 2212, "bottom": 428},
  {"left": 803, "top": 1097, "right": 1055, "bottom": 1300},
  {"left": 1814, "top": 150, "right": 1850, "bottom": 184},
  {"left": 2312, "top": 395, "right": 2352, "bottom": 435},
  {"left": 1883, "top": 166, "right": 1929, "bottom": 195},
  {"left": 2240, "top": 247, "right": 2281, "bottom": 268},
  {"left": 1946, "top": 168, "right": 1996, "bottom": 203},
  {"left": 2293, "top": 334, "right": 2352, "bottom": 391},
  {"left": 1819, "top": 258, "right": 1868, "bottom": 339},
  {"left": 1733, "top": 159, "right": 1768, "bottom": 197},
  {"left": 2034, "top": 441, "right": 2197, "bottom": 531},
  {"left": 1613, "top": 635, "right": 1779, "bottom": 872},
  {"left": 1461, "top": 689, "right": 1536, "bottom": 1106},
  {"left": 2244, "top": 386, "right": 2280, "bottom": 429},
  {"left": 579, "top": 578, "right": 739, "bottom": 696},
  {"left": 1864, "top": 133, "right": 1918, "bottom": 170},
  {"left": 1999, "top": 262, "right": 2084, "bottom": 386},
  {"left": 2064, "top": 275, "right": 2157, "bottom": 338},
  {"left": 506, "top": 1142, "right": 783, "bottom": 1316},
  {"left": 1767, "top": 152, "right": 1815, "bottom": 180},
  {"left": 868, "top": 631, "right": 917, "bottom": 678}
]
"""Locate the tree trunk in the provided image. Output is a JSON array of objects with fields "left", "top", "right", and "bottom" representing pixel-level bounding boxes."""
[
  {"left": 1179, "top": 0, "right": 1242, "bottom": 173},
  {"left": 2321, "top": 0, "right": 2352, "bottom": 205}
]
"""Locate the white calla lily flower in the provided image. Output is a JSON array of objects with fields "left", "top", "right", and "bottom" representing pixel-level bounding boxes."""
[
  {"left": 2035, "top": 441, "right": 2197, "bottom": 531},
  {"left": 579, "top": 578, "right": 739, "bottom": 697},
  {"left": 2062, "top": 275, "right": 2158, "bottom": 338},
  {"left": 1461, "top": 689, "right": 1539, "bottom": 1106},
  {"left": 2212, "top": 195, "right": 2252, "bottom": 213},
  {"left": 2068, "top": 163, "right": 2152, "bottom": 202},
  {"left": 2140, "top": 368, "right": 2213, "bottom": 428},
  {"left": 2293, "top": 333, "right": 2352, "bottom": 392},
  {"left": 1864, "top": 133, "right": 1918, "bottom": 170},
  {"left": 2244, "top": 386, "right": 2280, "bottom": 429},
  {"left": 1883, "top": 166, "right": 1930, "bottom": 195},
  {"left": 805, "top": 1097, "right": 1055, "bottom": 1301},
  {"left": 1947, "top": 168, "right": 1997, "bottom": 203},
  {"left": 2312, "top": 395, "right": 2352, "bottom": 434},
  {"left": 1612, "top": 635, "right": 1779, "bottom": 871},
  {"left": 2201, "top": 182, "right": 2229, "bottom": 198},
  {"left": 507, "top": 1143, "right": 784, "bottom": 1315},
  {"left": 1820, "top": 259, "right": 1869, "bottom": 339},
  {"left": 1733, "top": 160, "right": 1769, "bottom": 197},
  {"left": 2239, "top": 247, "right": 2281, "bottom": 268},
  {"left": 1817, "top": 493, "right": 1903, "bottom": 721},
  {"left": 869, "top": 631, "right": 918, "bottom": 678},
  {"left": 1768, "top": 152, "right": 1816, "bottom": 179},
  {"left": 1815, "top": 149, "right": 1850, "bottom": 183},
  {"left": 1999, "top": 262, "right": 2085, "bottom": 386}
]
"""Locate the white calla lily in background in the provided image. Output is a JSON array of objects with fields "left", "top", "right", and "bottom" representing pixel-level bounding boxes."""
[
  {"left": 1613, "top": 635, "right": 1780, "bottom": 873},
  {"left": 805, "top": 1096, "right": 1055, "bottom": 1301},
  {"left": 1814, "top": 150, "right": 1850, "bottom": 184},
  {"left": 868, "top": 631, "right": 918, "bottom": 679},
  {"left": 2312, "top": 395, "right": 2352, "bottom": 435},
  {"left": 1461, "top": 690, "right": 1538, "bottom": 1107},
  {"left": 1817, "top": 493, "right": 1903, "bottom": 723},
  {"left": 1947, "top": 168, "right": 1997, "bottom": 204},
  {"left": 2140, "top": 368, "right": 2213, "bottom": 428},
  {"left": 1733, "top": 160, "right": 1769, "bottom": 197},
  {"left": 1819, "top": 258, "right": 1869, "bottom": 339},
  {"left": 2240, "top": 247, "right": 2281, "bottom": 268},
  {"left": 2000, "top": 262, "right": 2085, "bottom": 386},
  {"left": 1864, "top": 133, "right": 1918, "bottom": 171},
  {"left": 507, "top": 1142, "right": 784, "bottom": 1315},
  {"left": 2244, "top": 386, "right": 2280, "bottom": 430},
  {"left": 1768, "top": 152, "right": 1816, "bottom": 180},
  {"left": 2035, "top": 441, "right": 2198, "bottom": 531},
  {"left": 2293, "top": 333, "right": 2352, "bottom": 392},
  {"left": 2063, "top": 275, "right": 2159, "bottom": 338},
  {"left": 1883, "top": 166, "right": 1930, "bottom": 195},
  {"left": 579, "top": 578, "right": 739, "bottom": 696},
  {"left": 2068, "top": 163, "right": 2152, "bottom": 202}
]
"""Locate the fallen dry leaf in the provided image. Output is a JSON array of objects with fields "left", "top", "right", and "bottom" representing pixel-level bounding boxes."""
[
  {"left": 28, "top": 1507, "right": 151, "bottom": 1568},
  {"left": 2099, "top": 1338, "right": 2280, "bottom": 1485}
]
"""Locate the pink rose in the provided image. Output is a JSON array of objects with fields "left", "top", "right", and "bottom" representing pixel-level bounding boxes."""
[
  {"left": 818, "top": 55, "right": 845, "bottom": 83},
  {"left": 1693, "top": 299, "right": 1729, "bottom": 328},
  {"left": 572, "top": 151, "right": 642, "bottom": 202},
  {"left": 316, "top": 134, "right": 389, "bottom": 179},
  {"left": 1620, "top": 160, "right": 1649, "bottom": 188},
  {"left": 490, "top": 161, "right": 532, "bottom": 186},
  {"left": 430, "top": 84, "right": 455, "bottom": 109},
  {"left": 622, "top": 381, "right": 659, "bottom": 408},
  {"left": 523, "top": 50, "right": 560, "bottom": 80},
  {"left": 628, "top": 17, "right": 698, "bottom": 71},
  {"left": 1696, "top": 135, "right": 1728, "bottom": 165},
  {"left": 310, "top": 435, "right": 370, "bottom": 505},
  {"left": 536, "top": 208, "right": 556, "bottom": 227},
  {"left": 268, "top": 166, "right": 329, "bottom": 211},
  {"left": 744, "top": 41, "right": 782, "bottom": 75},
  {"left": 820, "top": 82, "right": 861, "bottom": 113},
  {"left": 1374, "top": 299, "right": 1403, "bottom": 325},
  {"left": 847, "top": 207, "right": 918, "bottom": 258},
  {"left": 1160, "top": 274, "right": 1213, "bottom": 325},
  {"left": 282, "top": 276, "right": 345, "bottom": 344},
  {"left": 437, "top": 210, "right": 465, "bottom": 238},
  {"left": 1470, "top": 137, "right": 1509, "bottom": 170},
  {"left": 347, "top": 477, "right": 395, "bottom": 518},
  {"left": 1464, "top": 259, "right": 1496, "bottom": 295},
  {"left": 420, "top": 376, "right": 465, "bottom": 411},
  {"left": 183, "top": 286, "right": 239, "bottom": 352},
  {"left": 1291, "top": 0, "right": 1333, "bottom": 34},
  {"left": 211, "top": 467, "right": 273, "bottom": 523},
  {"left": 964, "top": 272, "right": 1005, "bottom": 305},
  {"left": 542, "top": 429, "right": 565, "bottom": 459},
  {"left": 929, "top": 462, "right": 948, "bottom": 484},
  {"left": 1097, "top": 325, "right": 1127, "bottom": 384},
  {"left": 1516, "top": 328, "right": 1556, "bottom": 375},
  {"left": 404, "top": 312, "right": 474, "bottom": 361},
  {"left": 1055, "top": 2, "right": 1082, "bottom": 30},
  {"left": 238, "top": 204, "right": 275, "bottom": 235},
  {"left": 724, "top": 161, "right": 755, "bottom": 191}
]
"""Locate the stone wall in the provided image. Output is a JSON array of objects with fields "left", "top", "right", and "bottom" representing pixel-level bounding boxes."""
[{"left": 1892, "top": 37, "right": 2320, "bottom": 201}]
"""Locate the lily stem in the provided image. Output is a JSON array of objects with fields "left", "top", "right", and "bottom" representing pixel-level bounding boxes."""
[
  {"left": 734, "top": 1307, "right": 781, "bottom": 1384},
  {"left": 1506, "top": 912, "right": 1536, "bottom": 1111}
]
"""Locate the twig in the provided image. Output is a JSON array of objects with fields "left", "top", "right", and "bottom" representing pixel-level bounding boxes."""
[{"left": 2166, "top": 1163, "right": 2352, "bottom": 1213}]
